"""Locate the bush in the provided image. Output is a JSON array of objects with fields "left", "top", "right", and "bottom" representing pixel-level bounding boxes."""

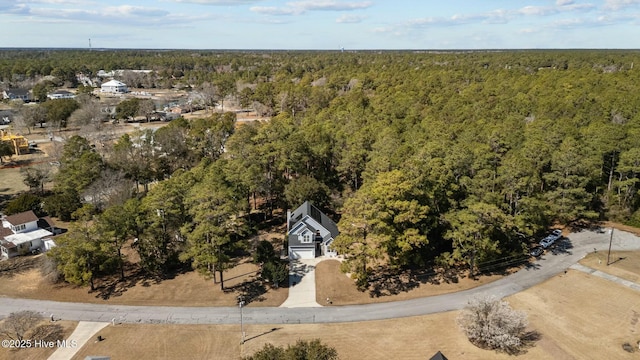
[
  {"left": 261, "top": 260, "right": 288, "bottom": 288},
  {"left": 457, "top": 295, "right": 529, "bottom": 354},
  {"left": 244, "top": 339, "right": 338, "bottom": 360}
]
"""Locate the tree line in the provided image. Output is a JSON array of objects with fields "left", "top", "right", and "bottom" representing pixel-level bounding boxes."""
[{"left": 3, "top": 49, "right": 640, "bottom": 291}]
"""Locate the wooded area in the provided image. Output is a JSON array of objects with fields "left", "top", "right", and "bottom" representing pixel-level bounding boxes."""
[{"left": 2, "top": 49, "right": 639, "bottom": 290}]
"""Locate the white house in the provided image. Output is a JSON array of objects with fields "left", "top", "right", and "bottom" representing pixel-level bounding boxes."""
[
  {"left": 1, "top": 211, "right": 55, "bottom": 259},
  {"left": 287, "top": 201, "right": 339, "bottom": 260},
  {"left": 47, "top": 90, "right": 76, "bottom": 100},
  {"left": 100, "top": 80, "right": 128, "bottom": 94}
]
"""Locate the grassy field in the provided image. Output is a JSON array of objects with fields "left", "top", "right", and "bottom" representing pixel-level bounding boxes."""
[
  {"left": 315, "top": 259, "right": 509, "bottom": 305},
  {"left": 70, "top": 266, "right": 640, "bottom": 360},
  {"left": 580, "top": 250, "right": 640, "bottom": 284}
]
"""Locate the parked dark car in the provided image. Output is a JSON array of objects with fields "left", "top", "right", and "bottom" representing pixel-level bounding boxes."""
[{"left": 530, "top": 247, "right": 544, "bottom": 257}]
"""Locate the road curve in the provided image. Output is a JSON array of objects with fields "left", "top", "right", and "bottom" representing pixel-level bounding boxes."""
[{"left": 1, "top": 229, "right": 637, "bottom": 325}]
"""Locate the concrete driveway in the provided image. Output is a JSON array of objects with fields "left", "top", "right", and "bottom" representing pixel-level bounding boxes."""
[
  {"left": 280, "top": 258, "right": 323, "bottom": 308},
  {"left": 1, "top": 228, "right": 639, "bottom": 326}
]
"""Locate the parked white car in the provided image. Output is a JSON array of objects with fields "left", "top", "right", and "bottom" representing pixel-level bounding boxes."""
[{"left": 539, "top": 229, "right": 562, "bottom": 248}]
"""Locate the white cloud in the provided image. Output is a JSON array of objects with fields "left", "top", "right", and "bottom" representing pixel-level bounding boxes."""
[
  {"left": 168, "top": 0, "right": 261, "bottom": 4},
  {"left": 336, "top": 14, "right": 366, "bottom": 23},
  {"left": 103, "top": 5, "right": 170, "bottom": 18},
  {"left": 603, "top": 0, "right": 640, "bottom": 10},
  {"left": 251, "top": 0, "right": 372, "bottom": 16},
  {"left": 250, "top": 6, "right": 298, "bottom": 15},
  {"left": 288, "top": 0, "right": 372, "bottom": 11},
  {"left": 556, "top": 0, "right": 574, "bottom": 5}
]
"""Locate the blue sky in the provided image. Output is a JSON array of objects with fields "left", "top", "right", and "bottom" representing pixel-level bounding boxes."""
[{"left": 1, "top": 0, "right": 639, "bottom": 49}]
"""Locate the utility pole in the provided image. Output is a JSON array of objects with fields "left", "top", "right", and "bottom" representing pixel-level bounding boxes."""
[
  {"left": 607, "top": 227, "right": 614, "bottom": 265},
  {"left": 238, "top": 296, "right": 245, "bottom": 344}
]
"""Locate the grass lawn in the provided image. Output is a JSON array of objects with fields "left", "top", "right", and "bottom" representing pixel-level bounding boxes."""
[
  {"left": 580, "top": 250, "right": 640, "bottom": 284},
  {"left": 0, "top": 254, "right": 287, "bottom": 307},
  {"left": 315, "top": 259, "right": 512, "bottom": 305}
]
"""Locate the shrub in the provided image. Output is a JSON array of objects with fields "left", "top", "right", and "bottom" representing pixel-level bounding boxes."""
[
  {"left": 244, "top": 339, "right": 338, "bottom": 360},
  {"left": 457, "top": 295, "right": 529, "bottom": 354}
]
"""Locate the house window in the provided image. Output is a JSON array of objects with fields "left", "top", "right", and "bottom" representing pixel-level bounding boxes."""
[
  {"left": 301, "top": 231, "right": 312, "bottom": 243},
  {"left": 12, "top": 224, "right": 26, "bottom": 232}
]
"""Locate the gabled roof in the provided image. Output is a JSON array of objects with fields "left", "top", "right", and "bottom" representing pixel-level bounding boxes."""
[
  {"left": 4, "top": 88, "right": 29, "bottom": 96},
  {"left": 101, "top": 80, "right": 127, "bottom": 87},
  {"left": 289, "top": 201, "right": 339, "bottom": 239},
  {"left": 4, "top": 211, "right": 38, "bottom": 226},
  {"left": 429, "top": 351, "right": 448, "bottom": 360},
  {"left": 0, "top": 226, "right": 13, "bottom": 239}
]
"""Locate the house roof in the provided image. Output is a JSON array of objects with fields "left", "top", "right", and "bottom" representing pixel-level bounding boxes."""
[
  {"left": 429, "top": 351, "right": 448, "bottom": 360},
  {"left": 0, "top": 226, "right": 13, "bottom": 239},
  {"left": 4, "top": 211, "right": 38, "bottom": 226},
  {"left": 4, "top": 229, "right": 53, "bottom": 246},
  {"left": 289, "top": 201, "right": 339, "bottom": 238},
  {"left": 49, "top": 90, "right": 73, "bottom": 95},
  {"left": 1, "top": 240, "right": 16, "bottom": 249},
  {"left": 288, "top": 201, "right": 339, "bottom": 248},
  {"left": 4, "top": 88, "right": 29, "bottom": 96},
  {"left": 101, "top": 80, "right": 127, "bottom": 87}
]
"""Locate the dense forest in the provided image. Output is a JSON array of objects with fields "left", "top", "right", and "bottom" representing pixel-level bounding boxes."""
[{"left": 2, "top": 49, "right": 640, "bottom": 292}]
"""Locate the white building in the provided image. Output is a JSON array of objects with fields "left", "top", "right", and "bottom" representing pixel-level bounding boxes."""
[
  {"left": 100, "top": 80, "right": 129, "bottom": 94},
  {"left": 47, "top": 90, "right": 76, "bottom": 100},
  {"left": 0, "top": 211, "right": 55, "bottom": 258}
]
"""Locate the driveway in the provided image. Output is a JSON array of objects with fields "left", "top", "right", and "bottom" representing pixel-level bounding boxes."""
[
  {"left": 279, "top": 258, "right": 322, "bottom": 308},
  {"left": 1, "top": 228, "right": 638, "bottom": 325}
]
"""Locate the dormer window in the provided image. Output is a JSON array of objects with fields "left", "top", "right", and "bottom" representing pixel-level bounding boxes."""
[{"left": 12, "top": 224, "right": 26, "bottom": 232}]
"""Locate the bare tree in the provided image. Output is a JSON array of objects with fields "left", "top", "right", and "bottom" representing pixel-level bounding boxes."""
[
  {"left": 18, "top": 104, "right": 47, "bottom": 133},
  {"left": 69, "top": 96, "right": 107, "bottom": 130},
  {"left": 137, "top": 99, "right": 156, "bottom": 122},
  {"left": 0, "top": 311, "right": 43, "bottom": 341},
  {"left": 198, "top": 82, "right": 219, "bottom": 113},
  {"left": 82, "top": 169, "right": 133, "bottom": 210},
  {"left": 457, "top": 295, "right": 530, "bottom": 354},
  {"left": 20, "top": 164, "right": 51, "bottom": 194}
]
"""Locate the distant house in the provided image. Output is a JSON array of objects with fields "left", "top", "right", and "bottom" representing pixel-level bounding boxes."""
[
  {"left": 2, "top": 88, "right": 31, "bottom": 102},
  {"left": 100, "top": 80, "right": 128, "bottom": 94},
  {"left": 287, "top": 201, "right": 339, "bottom": 260},
  {"left": 0, "top": 211, "right": 56, "bottom": 259},
  {"left": 47, "top": 90, "right": 76, "bottom": 100}
]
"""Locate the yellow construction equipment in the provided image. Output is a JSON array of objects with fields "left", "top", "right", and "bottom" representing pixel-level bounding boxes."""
[{"left": 0, "top": 129, "right": 29, "bottom": 155}]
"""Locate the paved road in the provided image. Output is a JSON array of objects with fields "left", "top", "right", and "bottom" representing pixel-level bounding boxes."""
[{"left": 1, "top": 229, "right": 638, "bottom": 325}]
